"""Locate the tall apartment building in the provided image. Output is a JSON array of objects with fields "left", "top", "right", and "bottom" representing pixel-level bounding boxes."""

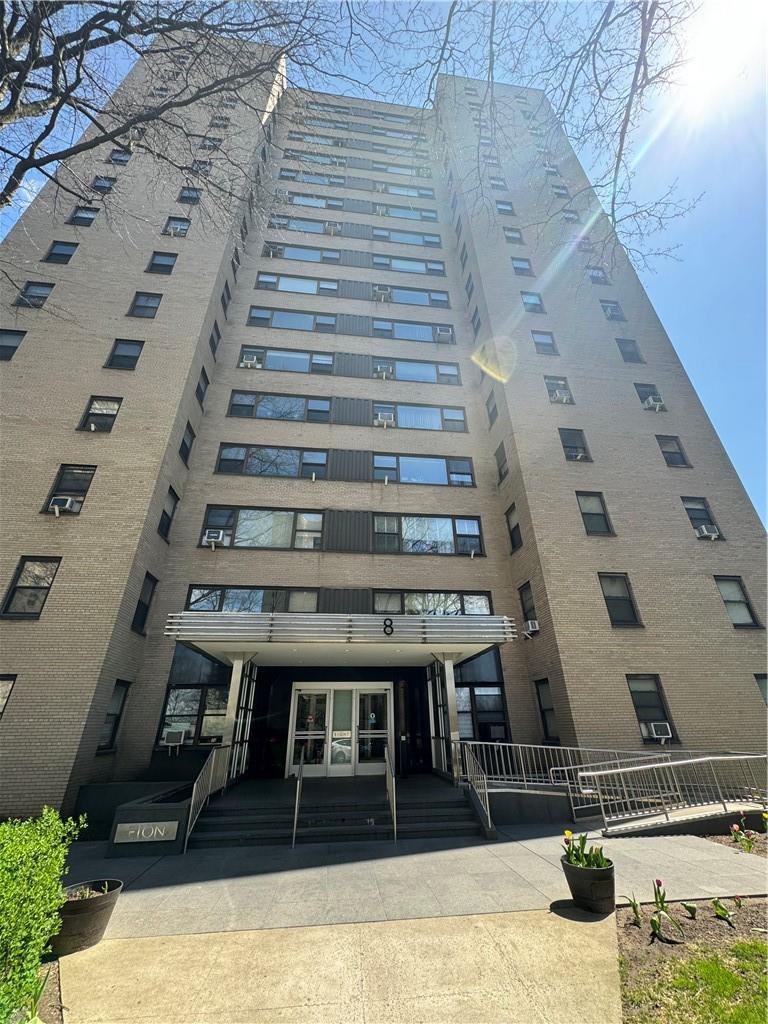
[{"left": 1, "top": 47, "right": 765, "bottom": 822}]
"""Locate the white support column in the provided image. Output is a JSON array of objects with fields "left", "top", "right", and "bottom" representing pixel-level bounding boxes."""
[
  {"left": 222, "top": 656, "right": 245, "bottom": 748},
  {"left": 443, "top": 656, "right": 462, "bottom": 783}
]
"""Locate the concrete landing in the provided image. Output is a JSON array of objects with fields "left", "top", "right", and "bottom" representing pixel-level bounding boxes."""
[{"left": 59, "top": 908, "right": 621, "bottom": 1024}]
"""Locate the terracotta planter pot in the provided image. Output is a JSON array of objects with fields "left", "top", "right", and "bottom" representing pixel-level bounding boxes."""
[
  {"left": 50, "top": 879, "right": 123, "bottom": 957},
  {"left": 561, "top": 856, "right": 615, "bottom": 914}
]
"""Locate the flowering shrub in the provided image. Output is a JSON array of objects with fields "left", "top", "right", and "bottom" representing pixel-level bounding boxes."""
[{"left": 561, "top": 830, "right": 611, "bottom": 868}]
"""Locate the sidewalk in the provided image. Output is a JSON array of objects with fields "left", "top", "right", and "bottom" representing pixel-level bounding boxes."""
[{"left": 59, "top": 907, "right": 622, "bottom": 1024}]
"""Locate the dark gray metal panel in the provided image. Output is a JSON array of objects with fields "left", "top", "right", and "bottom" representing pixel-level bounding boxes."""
[
  {"left": 341, "top": 222, "right": 371, "bottom": 240},
  {"left": 328, "top": 448, "right": 372, "bottom": 482},
  {"left": 344, "top": 198, "right": 372, "bottom": 215},
  {"left": 338, "top": 279, "right": 373, "bottom": 301},
  {"left": 346, "top": 156, "right": 371, "bottom": 170},
  {"left": 322, "top": 510, "right": 372, "bottom": 552},
  {"left": 337, "top": 313, "right": 370, "bottom": 337},
  {"left": 334, "top": 351, "right": 372, "bottom": 378},
  {"left": 348, "top": 177, "right": 373, "bottom": 191},
  {"left": 318, "top": 587, "right": 373, "bottom": 613},
  {"left": 332, "top": 396, "right": 372, "bottom": 426},
  {"left": 340, "top": 249, "right": 372, "bottom": 269}
]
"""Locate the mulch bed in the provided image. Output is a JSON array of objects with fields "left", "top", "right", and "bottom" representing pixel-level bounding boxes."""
[
  {"left": 617, "top": 896, "right": 767, "bottom": 982},
  {"left": 705, "top": 831, "right": 767, "bottom": 859}
]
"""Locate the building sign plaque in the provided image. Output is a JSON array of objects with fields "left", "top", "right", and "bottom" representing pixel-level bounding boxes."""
[
  {"left": 332, "top": 730, "right": 352, "bottom": 739},
  {"left": 114, "top": 821, "right": 179, "bottom": 843}
]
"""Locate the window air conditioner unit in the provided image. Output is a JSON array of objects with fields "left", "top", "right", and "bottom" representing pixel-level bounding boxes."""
[
  {"left": 163, "top": 728, "right": 186, "bottom": 756},
  {"left": 203, "top": 528, "right": 225, "bottom": 548},
  {"left": 373, "top": 412, "right": 395, "bottom": 427},
  {"left": 167, "top": 225, "right": 186, "bottom": 237},
  {"left": 649, "top": 721, "right": 672, "bottom": 740},
  {"left": 435, "top": 326, "right": 454, "bottom": 341},
  {"left": 375, "top": 206, "right": 387, "bottom": 216},
  {"left": 575, "top": 452, "right": 588, "bottom": 461},
  {"left": 373, "top": 182, "right": 387, "bottom": 192},
  {"left": 373, "top": 286, "right": 392, "bottom": 302},
  {"left": 643, "top": 395, "right": 665, "bottom": 411},
  {"left": 552, "top": 389, "right": 571, "bottom": 403},
  {"left": 695, "top": 524, "right": 720, "bottom": 540},
  {"left": 240, "top": 358, "right": 258, "bottom": 368},
  {"left": 523, "top": 619, "right": 540, "bottom": 635},
  {"left": 274, "top": 189, "right": 289, "bottom": 201},
  {"left": 373, "top": 369, "right": 388, "bottom": 380},
  {"left": 49, "top": 496, "right": 77, "bottom": 516},
  {"left": 323, "top": 221, "right": 341, "bottom": 235}
]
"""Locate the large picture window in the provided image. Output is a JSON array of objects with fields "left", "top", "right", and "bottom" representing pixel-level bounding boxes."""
[
  {"left": 201, "top": 507, "right": 323, "bottom": 550},
  {"left": 373, "top": 591, "right": 491, "bottom": 615},
  {"left": 373, "top": 514, "right": 482, "bottom": 555}
]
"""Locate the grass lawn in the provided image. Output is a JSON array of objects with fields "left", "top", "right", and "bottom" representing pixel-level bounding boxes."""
[{"left": 618, "top": 897, "right": 767, "bottom": 1024}]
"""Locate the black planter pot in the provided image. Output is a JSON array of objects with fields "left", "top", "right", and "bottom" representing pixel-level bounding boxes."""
[
  {"left": 561, "top": 856, "right": 615, "bottom": 914},
  {"left": 50, "top": 879, "right": 123, "bottom": 957}
]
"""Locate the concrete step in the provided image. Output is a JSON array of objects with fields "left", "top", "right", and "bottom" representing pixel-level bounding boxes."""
[
  {"left": 188, "top": 818, "right": 484, "bottom": 849},
  {"left": 195, "top": 804, "right": 476, "bottom": 834}
]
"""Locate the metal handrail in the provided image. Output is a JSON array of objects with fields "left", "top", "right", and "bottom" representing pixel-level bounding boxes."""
[
  {"left": 184, "top": 743, "right": 231, "bottom": 852},
  {"left": 384, "top": 745, "right": 397, "bottom": 842},
  {"left": 462, "top": 743, "right": 493, "bottom": 832},
  {"left": 578, "top": 753, "right": 768, "bottom": 830},
  {"left": 291, "top": 747, "right": 305, "bottom": 849}
]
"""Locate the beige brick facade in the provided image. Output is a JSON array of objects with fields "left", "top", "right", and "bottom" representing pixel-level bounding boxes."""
[{"left": 1, "top": 59, "right": 765, "bottom": 818}]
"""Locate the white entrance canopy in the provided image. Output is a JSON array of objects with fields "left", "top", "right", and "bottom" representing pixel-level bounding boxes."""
[{"left": 165, "top": 612, "right": 516, "bottom": 667}]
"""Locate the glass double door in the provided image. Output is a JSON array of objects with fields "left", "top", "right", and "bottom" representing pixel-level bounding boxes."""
[{"left": 288, "top": 684, "right": 392, "bottom": 777}]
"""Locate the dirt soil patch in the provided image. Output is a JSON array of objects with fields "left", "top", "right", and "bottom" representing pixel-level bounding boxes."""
[
  {"left": 38, "top": 958, "right": 64, "bottom": 1024},
  {"left": 705, "top": 831, "right": 767, "bottom": 859}
]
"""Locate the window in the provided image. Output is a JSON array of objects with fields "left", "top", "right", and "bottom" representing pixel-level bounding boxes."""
[
  {"left": 496, "top": 201, "right": 514, "bottom": 215},
  {"left": 455, "top": 684, "right": 507, "bottom": 741},
  {"left": 128, "top": 292, "right": 162, "bottom": 318},
  {"left": 521, "top": 291, "right": 544, "bottom": 313},
  {"left": 373, "top": 318, "right": 452, "bottom": 343},
  {"left": 70, "top": 205, "right": 99, "bottom": 226},
  {"left": 228, "top": 391, "right": 330, "bottom": 423},
  {"left": 217, "top": 445, "right": 327, "bottom": 480},
  {"left": 562, "top": 208, "right": 579, "bottom": 222},
  {"left": 257, "top": 272, "right": 339, "bottom": 296},
  {"left": 44, "top": 464, "right": 95, "bottom": 514},
  {"left": 504, "top": 226, "right": 524, "bottom": 244},
  {"left": 471, "top": 307, "right": 481, "bottom": 336},
  {"left": 374, "top": 403, "right": 464, "bottom": 431},
  {"left": 187, "top": 585, "right": 317, "bottom": 613},
  {"left": 485, "top": 391, "right": 498, "bottom": 426},
  {"left": 543, "top": 162, "right": 560, "bottom": 176},
  {"left": 714, "top": 577, "right": 760, "bottom": 627},
  {"left": 587, "top": 266, "right": 609, "bottom": 284},
  {"left": 682, "top": 497, "right": 721, "bottom": 537},
  {"left": 248, "top": 307, "right": 337, "bottom": 333},
  {"left": 535, "top": 680, "right": 558, "bottom": 741},
  {"left": 0, "top": 329, "right": 25, "bottom": 360},
  {"left": 559, "top": 428, "right": 590, "bottom": 461},
  {"left": 231, "top": 247, "right": 240, "bottom": 279},
  {"left": 146, "top": 251, "right": 177, "bottom": 275},
  {"left": 506, "top": 504, "right": 522, "bottom": 551},
  {"left": 657, "top": 435, "right": 689, "bottom": 468},
  {"left": 551, "top": 184, "right": 569, "bottom": 198},
  {"left": 459, "top": 243, "right": 468, "bottom": 270},
  {"left": 519, "top": 582, "right": 537, "bottom": 624},
  {"left": 163, "top": 216, "right": 190, "bottom": 237},
  {"left": 627, "top": 675, "right": 674, "bottom": 741},
  {"left": 634, "top": 383, "right": 665, "bottom": 410},
  {"left": 201, "top": 507, "right": 323, "bottom": 550},
  {"left": 545, "top": 375, "right": 573, "bottom": 404},
  {"left": 221, "top": 281, "right": 231, "bottom": 316},
  {"left": 374, "top": 514, "right": 482, "bottom": 555},
  {"left": 195, "top": 367, "right": 210, "bottom": 407},
  {"left": 131, "top": 572, "right": 157, "bottom": 634},
  {"left": 756, "top": 675, "right": 767, "bottom": 704},
  {"left": 79, "top": 396, "right": 121, "bottom": 432},
  {"left": 104, "top": 339, "right": 143, "bottom": 370},
  {"left": 600, "top": 299, "right": 625, "bottom": 321},
  {"left": 98, "top": 681, "right": 130, "bottom": 750},
  {"left": 494, "top": 442, "right": 508, "bottom": 482},
  {"left": 576, "top": 492, "right": 612, "bottom": 535},
  {"left": 532, "top": 330, "right": 558, "bottom": 355},
  {"left": 373, "top": 454, "right": 473, "bottom": 487},
  {"left": 109, "top": 148, "right": 130, "bottom": 165},
  {"left": 0, "top": 675, "right": 16, "bottom": 719},
  {"left": 371, "top": 253, "right": 445, "bottom": 275},
  {"left": 43, "top": 241, "right": 78, "bottom": 264},
  {"left": 191, "top": 159, "right": 212, "bottom": 176},
  {"left": 2, "top": 557, "right": 60, "bottom": 618},
  {"left": 179, "top": 422, "right": 195, "bottom": 465},
  {"left": 209, "top": 321, "right": 221, "bottom": 358},
  {"left": 371, "top": 226, "right": 441, "bottom": 247},
  {"left": 208, "top": 115, "right": 230, "bottom": 129},
  {"left": 158, "top": 487, "right": 179, "bottom": 540},
  {"left": 92, "top": 175, "right": 116, "bottom": 193},
  {"left": 599, "top": 573, "right": 641, "bottom": 626},
  {"left": 511, "top": 257, "right": 533, "bottom": 277},
  {"left": 16, "top": 281, "right": 53, "bottom": 308},
  {"left": 374, "top": 591, "right": 491, "bottom": 615},
  {"left": 489, "top": 176, "right": 507, "bottom": 190},
  {"left": 199, "top": 136, "right": 223, "bottom": 151},
  {"left": 616, "top": 337, "right": 643, "bottom": 363}
]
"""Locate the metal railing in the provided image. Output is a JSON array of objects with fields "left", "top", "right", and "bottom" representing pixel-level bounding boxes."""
[
  {"left": 184, "top": 743, "right": 231, "bottom": 852},
  {"left": 384, "top": 745, "right": 397, "bottom": 842},
  {"left": 578, "top": 753, "right": 768, "bottom": 830},
  {"left": 291, "top": 747, "right": 305, "bottom": 849},
  {"left": 461, "top": 743, "right": 493, "bottom": 832}
]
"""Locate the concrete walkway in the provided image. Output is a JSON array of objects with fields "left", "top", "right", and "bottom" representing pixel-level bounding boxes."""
[
  {"left": 66, "top": 823, "right": 767, "bottom": 938},
  {"left": 59, "top": 908, "right": 622, "bottom": 1024}
]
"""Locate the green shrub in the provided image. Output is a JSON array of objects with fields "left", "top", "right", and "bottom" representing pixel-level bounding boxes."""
[{"left": 0, "top": 807, "right": 83, "bottom": 1024}]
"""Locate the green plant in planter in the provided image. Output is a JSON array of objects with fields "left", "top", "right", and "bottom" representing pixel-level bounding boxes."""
[
  {"left": 0, "top": 807, "right": 83, "bottom": 1023},
  {"left": 562, "top": 830, "right": 611, "bottom": 868}
]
